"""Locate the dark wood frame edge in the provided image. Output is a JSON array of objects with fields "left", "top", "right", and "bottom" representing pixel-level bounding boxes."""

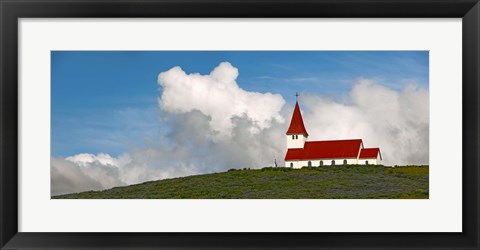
[{"left": 1, "top": 0, "right": 478, "bottom": 249}]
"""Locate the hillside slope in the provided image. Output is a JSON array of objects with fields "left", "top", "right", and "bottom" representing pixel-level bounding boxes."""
[{"left": 53, "top": 165, "right": 429, "bottom": 199}]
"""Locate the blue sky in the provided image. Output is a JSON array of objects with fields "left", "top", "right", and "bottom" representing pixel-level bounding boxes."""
[{"left": 51, "top": 51, "right": 428, "bottom": 157}]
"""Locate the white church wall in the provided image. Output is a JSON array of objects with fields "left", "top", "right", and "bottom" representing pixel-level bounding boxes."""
[
  {"left": 286, "top": 160, "right": 311, "bottom": 169},
  {"left": 322, "top": 158, "right": 358, "bottom": 166},
  {"left": 285, "top": 158, "right": 359, "bottom": 168},
  {"left": 285, "top": 160, "right": 305, "bottom": 169},
  {"left": 358, "top": 159, "right": 368, "bottom": 165},
  {"left": 286, "top": 134, "right": 307, "bottom": 149},
  {"left": 347, "top": 158, "right": 359, "bottom": 165},
  {"left": 359, "top": 153, "right": 383, "bottom": 165},
  {"left": 358, "top": 158, "right": 378, "bottom": 165},
  {"left": 317, "top": 158, "right": 357, "bottom": 166}
]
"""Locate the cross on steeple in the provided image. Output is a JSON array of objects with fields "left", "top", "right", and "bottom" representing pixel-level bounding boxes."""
[{"left": 295, "top": 92, "right": 299, "bottom": 101}]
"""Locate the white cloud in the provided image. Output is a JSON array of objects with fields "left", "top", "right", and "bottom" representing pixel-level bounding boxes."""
[
  {"left": 303, "top": 78, "right": 429, "bottom": 165},
  {"left": 66, "top": 153, "right": 130, "bottom": 167},
  {"left": 157, "top": 62, "right": 285, "bottom": 135},
  {"left": 52, "top": 153, "right": 166, "bottom": 196},
  {"left": 51, "top": 156, "right": 122, "bottom": 196},
  {"left": 51, "top": 158, "right": 104, "bottom": 196}
]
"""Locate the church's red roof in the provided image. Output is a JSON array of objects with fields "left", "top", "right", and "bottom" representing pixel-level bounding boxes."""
[
  {"left": 285, "top": 139, "right": 363, "bottom": 161},
  {"left": 359, "top": 148, "right": 381, "bottom": 159},
  {"left": 286, "top": 101, "right": 309, "bottom": 136}
]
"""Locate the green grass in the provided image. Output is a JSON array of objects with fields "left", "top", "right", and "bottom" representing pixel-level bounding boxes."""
[{"left": 53, "top": 165, "right": 429, "bottom": 199}]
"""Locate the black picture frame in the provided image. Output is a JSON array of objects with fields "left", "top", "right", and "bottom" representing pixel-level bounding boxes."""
[{"left": 1, "top": 0, "right": 479, "bottom": 249}]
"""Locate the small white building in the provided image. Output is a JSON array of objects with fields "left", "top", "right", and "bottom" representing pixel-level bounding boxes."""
[
  {"left": 284, "top": 101, "right": 382, "bottom": 168},
  {"left": 358, "top": 148, "right": 383, "bottom": 165}
]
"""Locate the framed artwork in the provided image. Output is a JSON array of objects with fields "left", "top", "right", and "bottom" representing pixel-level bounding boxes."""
[{"left": 1, "top": 0, "right": 479, "bottom": 249}]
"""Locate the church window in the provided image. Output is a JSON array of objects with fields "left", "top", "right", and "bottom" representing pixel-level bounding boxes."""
[
  {"left": 290, "top": 162, "right": 293, "bottom": 168},
  {"left": 320, "top": 160, "right": 323, "bottom": 166},
  {"left": 292, "top": 135, "right": 295, "bottom": 140},
  {"left": 308, "top": 161, "right": 312, "bottom": 167},
  {"left": 331, "top": 160, "right": 335, "bottom": 166},
  {"left": 343, "top": 159, "right": 347, "bottom": 165}
]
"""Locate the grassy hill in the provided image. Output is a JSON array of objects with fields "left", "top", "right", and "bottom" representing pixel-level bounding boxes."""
[{"left": 53, "top": 165, "right": 429, "bottom": 199}]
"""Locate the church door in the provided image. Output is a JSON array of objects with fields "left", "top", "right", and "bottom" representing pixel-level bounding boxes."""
[
  {"left": 290, "top": 162, "right": 293, "bottom": 168},
  {"left": 308, "top": 161, "right": 312, "bottom": 167}
]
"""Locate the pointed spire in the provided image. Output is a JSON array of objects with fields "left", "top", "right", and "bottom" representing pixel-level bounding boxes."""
[{"left": 286, "top": 101, "right": 309, "bottom": 136}]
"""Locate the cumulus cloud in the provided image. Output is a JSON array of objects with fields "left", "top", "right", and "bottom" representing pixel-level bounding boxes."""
[
  {"left": 52, "top": 153, "right": 168, "bottom": 196},
  {"left": 51, "top": 156, "right": 123, "bottom": 196},
  {"left": 51, "top": 62, "right": 429, "bottom": 196},
  {"left": 157, "top": 62, "right": 285, "bottom": 135},
  {"left": 303, "top": 78, "right": 429, "bottom": 165},
  {"left": 51, "top": 157, "right": 104, "bottom": 196},
  {"left": 66, "top": 153, "right": 130, "bottom": 167}
]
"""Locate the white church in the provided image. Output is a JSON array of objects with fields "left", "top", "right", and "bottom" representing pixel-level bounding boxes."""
[{"left": 284, "top": 100, "right": 382, "bottom": 168}]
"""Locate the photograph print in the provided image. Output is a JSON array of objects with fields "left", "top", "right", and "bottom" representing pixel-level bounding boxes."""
[{"left": 51, "top": 51, "right": 429, "bottom": 199}]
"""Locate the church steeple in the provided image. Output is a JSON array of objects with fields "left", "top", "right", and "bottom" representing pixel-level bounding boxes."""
[
  {"left": 286, "top": 101, "right": 309, "bottom": 137},
  {"left": 286, "top": 99, "right": 308, "bottom": 149}
]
